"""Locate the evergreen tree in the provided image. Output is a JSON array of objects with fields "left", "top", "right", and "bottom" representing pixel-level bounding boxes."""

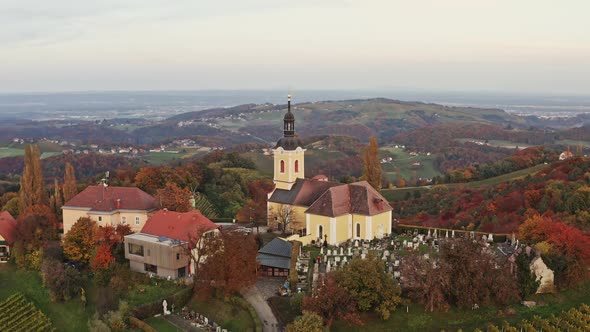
[
  {"left": 361, "top": 136, "right": 382, "bottom": 191},
  {"left": 63, "top": 162, "right": 78, "bottom": 203},
  {"left": 50, "top": 179, "right": 63, "bottom": 217},
  {"left": 516, "top": 253, "right": 540, "bottom": 299}
]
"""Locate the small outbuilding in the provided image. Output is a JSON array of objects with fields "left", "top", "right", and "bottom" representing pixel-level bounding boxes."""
[
  {"left": 258, "top": 237, "right": 292, "bottom": 277},
  {"left": 0, "top": 211, "right": 17, "bottom": 263}
]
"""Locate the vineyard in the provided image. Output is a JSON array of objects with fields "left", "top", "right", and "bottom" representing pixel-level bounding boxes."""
[
  {"left": 0, "top": 292, "right": 55, "bottom": 332},
  {"left": 479, "top": 304, "right": 590, "bottom": 332}
]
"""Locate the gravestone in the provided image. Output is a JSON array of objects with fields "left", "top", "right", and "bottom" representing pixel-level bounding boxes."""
[
  {"left": 354, "top": 240, "right": 359, "bottom": 247},
  {"left": 326, "top": 260, "right": 331, "bottom": 272},
  {"left": 320, "top": 247, "right": 324, "bottom": 255},
  {"left": 488, "top": 234, "right": 493, "bottom": 242},
  {"left": 394, "top": 260, "right": 400, "bottom": 267},
  {"left": 394, "top": 271, "right": 401, "bottom": 278},
  {"left": 446, "top": 230, "right": 449, "bottom": 238},
  {"left": 335, "top": 256, "right": 341, "bottom": 263},
  {"left": 452, "top": 230, "right": 455, "bottom": 238},
  {"left": 327, "top": 249, "right": 332, "bottom": 256},
  {"left": 361, "top": 253, "right": 366, "bottom": 259},
  {"left": 340, "top": 247, "right": 344, "bottom": 255},
  {"left": 348, "top": 247, "right": 352, "bottom": 256}
]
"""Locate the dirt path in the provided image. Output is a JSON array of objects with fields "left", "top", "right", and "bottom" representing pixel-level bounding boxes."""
[{"left": 241, "top": 285, "right": 280, "bottom": 332}]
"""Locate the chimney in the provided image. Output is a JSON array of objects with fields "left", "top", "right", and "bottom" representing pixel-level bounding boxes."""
[{"left": 116, "top": 199, "right": 121, "bottom": 209}]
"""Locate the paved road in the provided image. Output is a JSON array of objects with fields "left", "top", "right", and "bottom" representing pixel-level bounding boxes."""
[{"left": 242, "top": 285, "right": 280, "bottom": 332}]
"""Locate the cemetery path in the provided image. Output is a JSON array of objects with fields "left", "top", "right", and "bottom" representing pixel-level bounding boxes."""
[{"left": 242, "top": 285, "right": 280, "bottom": 332}]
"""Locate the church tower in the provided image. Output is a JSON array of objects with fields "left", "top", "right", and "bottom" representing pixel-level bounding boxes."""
[{"left": 273, "top": 95, "right": 305, "bottom": 190}]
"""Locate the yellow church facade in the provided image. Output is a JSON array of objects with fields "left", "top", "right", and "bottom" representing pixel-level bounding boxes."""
[{"left": 267, "top": 96, "right": 393, "bottom": 245}]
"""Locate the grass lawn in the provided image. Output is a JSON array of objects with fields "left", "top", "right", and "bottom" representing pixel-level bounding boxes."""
[
  {"left": 332, "top": 283, "right": 590, "bottom": 331},
  {"left": 188, "top": 295, "right": 255, "bottom": 332},
  {"left": 124, "top": 278, "right": 188, "bottom": 308},
  {"left": 0, "top": 147, "right": 25, "bottom": 158},
  {"left": 0, "top": 263, "right": 94, "bottom": 332},
  {"left": 380, "top": 147, "right": 441, "bottom": 181},
  {"left": 144, "top": 316, "right": 184, "bottom": 332}
]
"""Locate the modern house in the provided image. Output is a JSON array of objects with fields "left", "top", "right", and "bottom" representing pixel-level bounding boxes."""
[
  {"left": 258, "top": 237, "right": 293, "bottom": 277},
  {"left": 124, "top": 209, "right": 219, "bottom": 279},
  {"left": 267, "top": 96, "right": 393, "bottom": 245},
  {"left": 0, "top": 211, "right": 17, "bottom": 263},
  {"left": 62, "top": 185, "right": 158, "bottom": 234}
]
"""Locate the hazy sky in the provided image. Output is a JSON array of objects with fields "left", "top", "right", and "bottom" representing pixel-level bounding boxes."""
[{"left": 1, "top": 0, "right": 589, "bottom": 94}]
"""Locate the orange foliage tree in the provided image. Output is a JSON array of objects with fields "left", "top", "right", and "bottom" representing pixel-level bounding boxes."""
[
  {"left": 63, "top": 217, "right": 98, "bottom": 264},
  {"left": 155, "top": 183, "right": 192, "bottom": 212},
  {"left": 197, "top": 231, "right": 259, "bottom": 296}
]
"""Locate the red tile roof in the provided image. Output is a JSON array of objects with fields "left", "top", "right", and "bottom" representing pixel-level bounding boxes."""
[
  {"left": 305, "top": 181, "right": 393, "bottom": 217},
  {"left": 140, "top": 210, "right": 218, "bottom": 242},
  {"left": 63, "top": 185, "right": 157, "bottom": 212},
  {"left": 0, "top": 211, "right": 17, "bottom": 244}
]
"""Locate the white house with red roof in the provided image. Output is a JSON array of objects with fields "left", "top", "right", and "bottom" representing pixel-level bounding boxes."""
[
  {"left": 124, "top": 209, "right": 219, "bottom": 279},
  {"left": 0, "top": 211, "right": 17, "bottom": 263},
  {"left": 61, "top": 185, "right": 158, "bottom": 235}
]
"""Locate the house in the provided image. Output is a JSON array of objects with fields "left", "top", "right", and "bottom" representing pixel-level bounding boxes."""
[
  {"left": 124, "top": 210, "right": 219, "bottom": 279},
  {"left": 530, "top": 256, "right": 555, "bottom": 293},
  {"left": 0, "top": 211, "right": 17, "bottom": 263},
  {"left": 559, "top": 149, "right": 574, "bottom": 160},
  {"left": 267, "top": 96, "right": 393, "bottom": 245},
  {"left": 62, "top": 185, "right": 158, "bottom": 234},
  {"left": 258, "top": 237, "right": 293, "bottom": 277}
]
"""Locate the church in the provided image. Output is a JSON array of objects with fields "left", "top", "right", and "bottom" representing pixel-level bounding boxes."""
[{"left": 267, "top": 96, "right": 393, "bottom": 245}]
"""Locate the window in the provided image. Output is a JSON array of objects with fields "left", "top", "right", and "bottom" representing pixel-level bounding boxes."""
[
  {"left": 295, "top": 160, "right": 299, "bottom": 172},
  {"left": 178, "top": 267, "right": 186, "bottom": 278},
  {"left": 135, "top": 216, "right": 140, "bottom": 225},
  {"left": 121, "top": 216, "right": 126, "bottom": 224},
  {"left": 128, "top": 243, "right": 144, "bottom": 256},
  {"left": 356, "top": 223, "right": 361, "bottom": 238},
  {"left": 147, "top": 249, "right": 151, "bottom": 256},
  {"left": 176, "top": 253, "right": 181, "bottom": 260},
  {"left": 144, "top": 264, "right": 157, "bottom": 274},
  {"left": 98, "top": 216, "right": 102, "bottom": 222},
  {"left": 318, "top": 225, "right": 323, "bottom": 240},
  {"left": 280, "top": 160, "right": 285, "bottom": 173}
]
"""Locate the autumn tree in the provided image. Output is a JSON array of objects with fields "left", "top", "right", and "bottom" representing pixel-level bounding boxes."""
[
  {"left": 41, "top": 258, "right": 83, "bottom": 302},
  {"left": 13, "top": 205, "right": 59, "bottom": 269},
  {"left": 49, "top": 178, "right": 63, "bottom": 217},
  {"left": 196, "top": 231, "right": 259, "bottom": 296},
  {"left": 286, "top": 311, "right": 324, "bottom": 332},
  {"left": 270, "top": 204, "right": 302, "bottom": 234},
  {"left": 401, "top": 255, "right": 450, "bottom": 312},
  {"left": 516, "top": 252, "right": 540, "bottom": 299},
  {"left": 62, "top": 162, "right": 78, "bottom": 202},
  {"left": 236, "top": 178, "right": 275, "bottom": 231},
  {"left": 334, "top": 254, "right": 402, "bottom": 320},
  {"left": 63, "top": 217, "right": 98, "bottom": 265},
  {"left": 302, "top": 273, "right": 361, "bottom": 327},
  {"left": 91, "top": 243, "right": 116, "bottom": 272},
  {"left": 155, "top": 182, "right": 192, "bottom": 212},
  {"left": 361, "top": 136, "right": 382, "bottom": 191},
  {"left": 19, "top": 144, "right": 47, "bottom": 211}
]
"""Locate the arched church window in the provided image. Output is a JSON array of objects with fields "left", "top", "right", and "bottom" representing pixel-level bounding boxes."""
[
  {"left": 356, "top": 223, "right": 361, "bottom": 238},
  {"left": 295, "top": 160, "right": 299, "bottom": 172},
  {"left": 280, "top": 160, "right": 285, "bottom": 173},
  {"left": 319, "top": 225, "right": 323, "bottom": 239}
]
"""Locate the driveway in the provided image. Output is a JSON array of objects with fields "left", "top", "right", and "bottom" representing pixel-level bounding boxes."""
[{"left": 241, "top": 282, "right": 280, "bottom": 332}]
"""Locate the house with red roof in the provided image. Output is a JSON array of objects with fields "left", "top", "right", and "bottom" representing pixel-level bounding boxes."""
[
  {"left": 124, "top": 209, "right": 219, "bottom": 279},
  {"left": 267, "top": 96, "right": 393, "bottom": 245},
  {"left": 61, "top": 185, "right": 158, "bottom": 234},
  {"left": 0, "top": 211, "right": 17, "bottom": 263}
]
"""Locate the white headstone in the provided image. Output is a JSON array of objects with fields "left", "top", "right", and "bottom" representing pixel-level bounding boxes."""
[
  {"left": 446, "top": 230, "right": 449, "bottom": 238},
  {"left": 433, "top": 229, "right": 437, "bottom": 238},
  {"left": 394, "top": 271, "right": 401, "bottom": 278},
  {"left": 342, "top": 256, "right": 347, "bottom": 263},
  {"left": 427, "top": 229, "right": 431, "bottom": 237},
  {"left": 488, "top": 234, "right": 493, "bottom": 242},
  {"left": 335, "top": 256, "right": 341, "bottom": 262},
  {"left": 394, "top": 260, "right": 400, "bottom": 267},
  {"left": 340, "top": 247, "right": 344, "bottom": 255},
  {"left": 361, "top": 253, "right": 366, "bottom": 259},
  {"left": 326, "top": 260, "right": 331, "bottom": 272},
  {"left": 348, "top": 247, "right": 352, "bottom": 256},
  {"left": 204, "top": 317, "right": 209, "bottom": 325},
  {"left": 320, "top": 247, "right": 324, "bottom": 254},
  {"left": 162, "top": 300, "right": 168, "bottom": 315},
  {"left": 452, "top": 230, "right": 455, "bottom": 238},
  {"left": 354, "top": 240, "right": 359, "bottom": 247},
  {"left": 327, "top": 249, "right": 332, "bottom": 256}
]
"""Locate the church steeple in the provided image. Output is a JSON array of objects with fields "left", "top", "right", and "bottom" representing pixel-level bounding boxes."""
[
  {"left": 283, "top": 95, "right": 295, "bottom": 137},
  {"left": 272, "top": 94, "right": 306, "bottom": 190}
]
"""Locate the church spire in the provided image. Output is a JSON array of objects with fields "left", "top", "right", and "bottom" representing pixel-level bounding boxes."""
[{"left": 283, "top": 95, "right": 295, "bottom": 137}]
